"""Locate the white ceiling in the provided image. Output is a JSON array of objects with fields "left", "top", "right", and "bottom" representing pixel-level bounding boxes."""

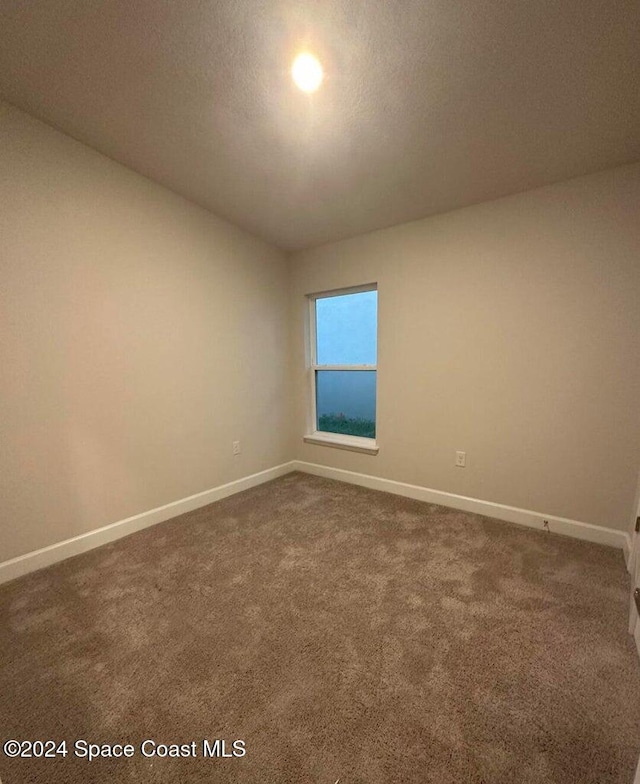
[{"left": 1, "top": 0, "right": 639, "bottom": 251}]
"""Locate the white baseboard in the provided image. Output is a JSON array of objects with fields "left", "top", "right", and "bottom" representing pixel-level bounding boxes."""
[
  {"left": 0, "top": 461, "right": 296, "bottom": 585},
  {"left": 2, "top": 459, "right": 627, "bottom": 586},
  {"left": 623, "top": 534, "right": 632, "bottom": 571},
  {"left": 292, "top": 461, "right": 628, "bottom": 551}
]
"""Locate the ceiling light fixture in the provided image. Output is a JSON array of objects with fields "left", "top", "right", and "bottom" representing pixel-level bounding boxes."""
[{"left": 291, "top": 52, "right": 323, "bottom": 93}]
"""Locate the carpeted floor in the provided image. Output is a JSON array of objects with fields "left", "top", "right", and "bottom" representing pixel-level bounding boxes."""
[{"left": 1, "top": 472, "right": 639, "bottom": 783}]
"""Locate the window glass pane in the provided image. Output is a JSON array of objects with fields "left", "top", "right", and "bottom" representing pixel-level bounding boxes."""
[
  {"left": 316, "top": 290, "right": 377, "bottom": 365},
  {"left": 316, "top": 370, "right": 376, "bottom": 438}
]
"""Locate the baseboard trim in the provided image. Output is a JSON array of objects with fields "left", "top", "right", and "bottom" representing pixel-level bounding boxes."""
[
  {"left": 623, "top": 534, "right": 632, "bottom": 571},
  {"left": 3, "top": 460, "right": 626, "bottom": 586},
  {"left": 292, "top": 461, "right": 627, "bottom": 551},
  {"left": 0, "top": 461, "right": 296, "bottom": 585}
]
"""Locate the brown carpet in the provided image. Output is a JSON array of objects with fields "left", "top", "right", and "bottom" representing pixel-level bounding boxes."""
[{"left": 1, "top": 471, "right": 639, "bottom": 783}]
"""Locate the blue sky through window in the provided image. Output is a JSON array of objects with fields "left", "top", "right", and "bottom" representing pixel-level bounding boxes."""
[{"left": 315, "top": 290, "right": 377, "bottom": 365}]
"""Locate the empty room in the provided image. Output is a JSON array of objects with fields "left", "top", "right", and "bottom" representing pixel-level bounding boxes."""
[{"left": 1, "top": 1, "right": 640, "bottom": 782}]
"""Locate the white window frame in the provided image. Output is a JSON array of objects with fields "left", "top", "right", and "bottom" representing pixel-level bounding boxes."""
[{"left": 303, "top": 283, "right": 379, "bottom": 455}]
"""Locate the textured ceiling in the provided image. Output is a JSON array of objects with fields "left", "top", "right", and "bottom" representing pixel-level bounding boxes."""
[{"left": 1, "top": 0, "right": 639, "bottom": 250}]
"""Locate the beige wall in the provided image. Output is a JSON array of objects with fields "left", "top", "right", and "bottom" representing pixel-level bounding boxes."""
[
  {"left": 290, "top": 164, "right": 640, "bottom": 531},
  {"left": 1, "top": 101, "right": 292, "bottom": 561},
  {"left": 2, "top": 98, "right": 639, "bottom": 563}
]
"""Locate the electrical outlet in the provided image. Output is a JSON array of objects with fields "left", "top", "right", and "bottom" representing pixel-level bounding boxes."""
[
  {"left": 232, "top": 440, "right": 241, "bottom": 456},
  {"left": 455, "top": 451, "right": 466, "bottom": 468}
]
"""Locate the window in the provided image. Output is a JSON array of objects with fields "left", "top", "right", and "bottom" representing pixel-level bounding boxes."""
[{"left": 305, "top": 285, "right": 378, "bottom": 454}]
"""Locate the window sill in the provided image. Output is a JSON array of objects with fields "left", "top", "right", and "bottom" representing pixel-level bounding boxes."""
[{"left": 303, "top": 431, "right": 379, "bottom": 455}]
